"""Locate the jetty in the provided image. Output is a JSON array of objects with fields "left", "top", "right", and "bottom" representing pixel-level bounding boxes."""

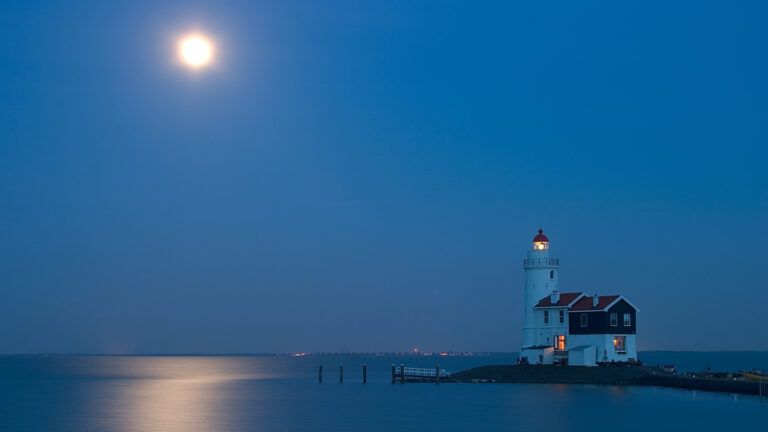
[{"left": 391, "top": 364, "right": 451, "bottom": 383}]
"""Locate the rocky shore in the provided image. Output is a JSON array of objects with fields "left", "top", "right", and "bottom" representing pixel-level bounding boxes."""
[{"left": 451, "top": 365, "right": 763, "bottom": 396}]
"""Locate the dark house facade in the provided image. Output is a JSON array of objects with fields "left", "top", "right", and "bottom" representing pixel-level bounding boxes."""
[{"left": 568, "top": 297, "right": 637, "bottom": 335}]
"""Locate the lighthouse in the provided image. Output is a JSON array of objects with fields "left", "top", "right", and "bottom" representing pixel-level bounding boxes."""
[
  {"left": 521, "top": 229, "right": 559, "bottom": 349},
  {"left": 517, "top": 228, "right": 639, "bottom": 366}
]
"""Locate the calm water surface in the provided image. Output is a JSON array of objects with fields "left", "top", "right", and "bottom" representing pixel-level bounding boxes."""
[{"left": 1, "top": 353, "right": 765, "bottom": 431}]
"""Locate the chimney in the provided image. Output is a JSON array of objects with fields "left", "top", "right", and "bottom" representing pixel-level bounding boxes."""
[
  {"left": 592, "top": 294, "right": 599, "bottom": 308},
  {"left": 550, "top": 290, "right": 560, "bottom": 304}
]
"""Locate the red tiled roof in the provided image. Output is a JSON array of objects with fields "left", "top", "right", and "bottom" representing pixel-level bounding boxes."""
[
  {"left": 533, "top": 228, "right": 549, "bottom": 243},
  {"left": 534, "top": 292, "right": 585, "bottom": 308},
  {"left": 568, "top": 295, "right": 620, "bottom": 311}
]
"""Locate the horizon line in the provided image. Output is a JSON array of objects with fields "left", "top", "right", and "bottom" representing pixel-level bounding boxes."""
[{"left": 2, "top": 349, "right": 768, "bottom": 357}]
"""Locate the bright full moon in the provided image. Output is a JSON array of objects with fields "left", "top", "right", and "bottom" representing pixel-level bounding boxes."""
[{"left": 178, "top": 34, "right": 214, "bottom": 68}]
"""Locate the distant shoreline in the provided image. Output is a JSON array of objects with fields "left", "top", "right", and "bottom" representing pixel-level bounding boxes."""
[{"left": 2, "top": 350, "right": 768, "bottom": 357}]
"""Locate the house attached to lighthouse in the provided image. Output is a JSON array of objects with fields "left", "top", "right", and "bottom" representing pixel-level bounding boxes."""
[{"left": 519, "top": 229, "right": 638, "bottom": 367}]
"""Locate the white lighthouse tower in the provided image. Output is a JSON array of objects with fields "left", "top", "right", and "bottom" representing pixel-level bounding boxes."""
[{"left": 521, "top": 229, "right": 559, "bottom": 350}]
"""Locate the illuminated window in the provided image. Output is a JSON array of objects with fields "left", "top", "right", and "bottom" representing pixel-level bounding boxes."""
[
  {"left": 555, "top": 335, "right": 566, "bottom": 351},
  {"left": 544, "top": 311, "right": 549, "bottom": 324},
  {"left": 610, "top": 313, "right": 617, "bottom": 326},
  {"left": 613, "top": 336, "right": 626, "bottom": 353},
  {"left": 534, "top": 242, "right": 548, "bottom": 250},
  {"left": 580, "top": 314, "right": 588, "bottom": 327},
  {"left": 624, "top": 313, "right": 631, "bottom": 326},
  {"left": 559, "top": 310, "right": 564, "bottom": 324}
]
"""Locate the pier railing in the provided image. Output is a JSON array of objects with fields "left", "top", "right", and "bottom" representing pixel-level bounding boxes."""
[
  {"left": 391, "top": 364, "right": 450, "bottom": 383},
  {"left": 400, "top": 367, "right": 450, "bottom": 378},
  {"left": 523, "top": 258, "right": 560, "bottom": 268}
]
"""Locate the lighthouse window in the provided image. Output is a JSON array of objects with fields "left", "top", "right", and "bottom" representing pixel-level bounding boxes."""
[
  {"left": 544, "top": 311, "right": 549, "bottom": 324},
  {"left": 623, "top": 313, "right": 632, "bottom": 326},
  {"left": 580, "top": 314, "right": 588, "bottom": 327},
  {"left": 613, "top": 336, "right": 627, "bottom": 353},
  {"left": 610, "top": 313, "right": 618, "bottom": 326},
  {"left": 559, "top": 310, "right": 564, "bottom": 324},
  {"left": 550, "top": 270, "right": 554, "bottom": 279},
  {"left": 555, "top": 335, "right": 566, "bottom": 351}
]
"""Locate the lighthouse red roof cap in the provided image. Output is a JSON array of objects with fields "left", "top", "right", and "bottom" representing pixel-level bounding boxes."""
[{"left": 533, "top": 228, "right": 549, "bottom": 243}]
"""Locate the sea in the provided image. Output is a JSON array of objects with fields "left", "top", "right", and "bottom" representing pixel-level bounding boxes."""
[{"left": 1, "top": 352, "right": 765, "bottom": 432}]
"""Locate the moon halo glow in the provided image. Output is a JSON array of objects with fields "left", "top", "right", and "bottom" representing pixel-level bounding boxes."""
[{"left": 178, "top": 34, "right": 214, "bottom": 69}]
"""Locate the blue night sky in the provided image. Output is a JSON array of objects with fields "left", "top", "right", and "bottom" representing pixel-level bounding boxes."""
[{"left": 1, "top": 1, "right": 766, "bottom": 354}]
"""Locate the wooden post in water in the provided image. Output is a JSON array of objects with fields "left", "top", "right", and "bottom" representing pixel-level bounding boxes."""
[
  {"left": 362, "top": 364, "right": 367, "bottom": 384},
  {"left": 399, "top": 364, "right": 405, "bottom": 383},
  {"left": 435, "top": 363, "right": 440, "bottom": 384},
  {"left": 391, "top": 364, "right": 396, "bottom": 383},
  {"left": 318, "top": 365, "right": 323, "bottom": 383},
  {"left": 339, "top": 364, "right": 344, "bottom": 383}
]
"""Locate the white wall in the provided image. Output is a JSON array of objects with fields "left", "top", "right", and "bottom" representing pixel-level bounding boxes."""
[
  {"left": 568, "top": 334, "right": 638, "bottom": 363},
  {"left": 521, "top": 347, "right": 555, "bottom": 365},
  {"left": 532, "top": 308, "right": 568, "bottom": 347},
  {"left": 522, "top": 248, "right": 559, "bottom": 349},
  {"left": 568, "top": 347, "right": 596, "bottom": 367}
]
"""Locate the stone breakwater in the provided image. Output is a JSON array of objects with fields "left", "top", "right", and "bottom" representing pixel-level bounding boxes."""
[{"left": 451, "top": 365, "right": 763, "bottom": 396}]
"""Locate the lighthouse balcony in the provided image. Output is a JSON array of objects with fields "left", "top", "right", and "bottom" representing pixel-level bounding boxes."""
[{"left": 523, "top": 258, "right": 560, "bottom": 268}]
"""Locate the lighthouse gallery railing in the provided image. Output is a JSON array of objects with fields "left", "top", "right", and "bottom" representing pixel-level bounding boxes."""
[{"left": 523, "top": 258, "right": 560, "bottom": 267}]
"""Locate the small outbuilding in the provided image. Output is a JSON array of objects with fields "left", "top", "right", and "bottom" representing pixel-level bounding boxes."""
[{"left": 567, "top": 345, "right": 596, "bottom": 367}]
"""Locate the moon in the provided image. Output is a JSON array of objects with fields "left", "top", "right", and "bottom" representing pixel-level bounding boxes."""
[{"left": 178, "top": 34, "right": 214, "bottom": 69}]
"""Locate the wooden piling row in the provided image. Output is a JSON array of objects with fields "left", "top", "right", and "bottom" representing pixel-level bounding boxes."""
[{"left": 318, "top": 364, "right": 370, "bottom": 384}]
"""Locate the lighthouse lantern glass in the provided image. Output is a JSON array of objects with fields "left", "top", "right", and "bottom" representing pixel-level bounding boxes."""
[{"left": 534, "top": 241, "right": 548, "bottom": 250}]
